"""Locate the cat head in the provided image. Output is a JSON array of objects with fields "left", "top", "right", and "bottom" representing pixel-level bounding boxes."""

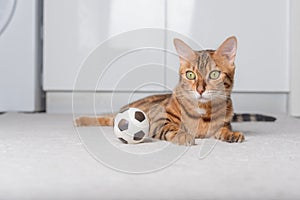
[{"left": 173, "top": 36, "right": 237, "bottom": 103}]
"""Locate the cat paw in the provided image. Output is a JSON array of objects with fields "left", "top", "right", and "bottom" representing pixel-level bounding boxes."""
[
  {"left": 215, "top": 131, "right": 245, "bottom": 143},
  {"left": 172, "top": 133, "right": 195, "bottom": 146}
]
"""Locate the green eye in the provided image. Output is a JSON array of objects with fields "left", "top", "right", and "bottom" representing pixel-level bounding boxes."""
[
  {"left": 209, "top": 70, "right": 221, "bottom": 80},
  {"left": 186, "top": 71, "right": 196, "bottom": 80}
]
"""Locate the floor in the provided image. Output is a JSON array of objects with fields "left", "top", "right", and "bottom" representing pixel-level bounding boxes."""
[{"left": 0, "top": 113, "right": 300, "bottom": 200}]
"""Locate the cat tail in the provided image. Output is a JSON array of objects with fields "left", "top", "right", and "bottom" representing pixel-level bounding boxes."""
[
  {"left": 232, "top": 113, "right": 276, "bottom": 122},
  {"left": 74, "top": 113, "right": 116, "bottom": 127}
]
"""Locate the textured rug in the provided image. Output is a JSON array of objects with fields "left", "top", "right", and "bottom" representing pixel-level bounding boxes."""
[{"left": 0, "top": 113, "right": 299, "bottom": 200}]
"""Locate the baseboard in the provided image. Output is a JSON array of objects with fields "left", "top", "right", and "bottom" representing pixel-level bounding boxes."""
[{"left": 46, "top": 91, "right": 288, "bottom": 114}]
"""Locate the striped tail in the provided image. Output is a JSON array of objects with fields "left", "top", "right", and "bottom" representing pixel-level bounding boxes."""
[
  {"left": 232, "top": 113, "right": 276, "bottom": 122},
  {"left": 74, "top": 114, "right": 115, "bottom": 127}
]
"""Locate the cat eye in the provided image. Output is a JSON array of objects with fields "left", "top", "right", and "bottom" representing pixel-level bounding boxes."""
[
  {"left": 186, "top": 71, "right": 196, "bottom": 80},
  {"left": 209, "top": 70, "right": 221, "bottom": 80}
]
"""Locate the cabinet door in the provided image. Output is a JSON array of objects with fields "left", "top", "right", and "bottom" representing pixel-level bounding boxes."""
[
  {"left": 166, "top": 0, "right": 289, "bottom": 92},
  {"left": 44, "top": 0, "right": 165, "bottom": 92},
  {"left": 0, "top": 0, "right": 43, "bottom": 112}
]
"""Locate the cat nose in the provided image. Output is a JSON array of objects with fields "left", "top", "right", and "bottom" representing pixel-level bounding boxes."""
[{"left": 197, "top": 87, "right": 205, "bottom": 95}]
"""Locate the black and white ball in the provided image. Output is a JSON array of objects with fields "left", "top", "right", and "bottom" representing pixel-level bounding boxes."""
[{"left": 114, "top": 108, "right": 149, "bottom": 144}]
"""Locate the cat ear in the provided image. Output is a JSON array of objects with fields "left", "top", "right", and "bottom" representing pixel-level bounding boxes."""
[
  {"left": 173, "top": 38, "right": 197, "bottom": 63},
  {"left": 215, "top": 36, "right": 237, "bottom": 65}
]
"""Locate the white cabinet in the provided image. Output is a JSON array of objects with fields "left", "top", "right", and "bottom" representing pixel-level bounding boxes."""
[
  {"left": 0, "top": 0, "right": 43, "bottom": 112},
  {"left": 44, "top": 0, "right": 290, "bottom": 113},
  {"left": 45, "top": 0, "right": 289, "bottom": 93},
  {"left": 166, "top": 0, "right": 289, "bottom": 92},
  {"left": 44, "top": 0, "right": 165, "bottom": 92}
]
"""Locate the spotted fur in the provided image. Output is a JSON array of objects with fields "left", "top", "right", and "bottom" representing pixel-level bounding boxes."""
[{"left": 75, "top": 36, "right": 274, "bottom": 145}]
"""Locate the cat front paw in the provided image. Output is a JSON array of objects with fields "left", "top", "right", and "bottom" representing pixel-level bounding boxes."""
[
  {"left": 215, "top": 131, "right": 245, "bottom": 143},
  {"left": 172, "top": 133, "right": 195, "bottom": 146}
]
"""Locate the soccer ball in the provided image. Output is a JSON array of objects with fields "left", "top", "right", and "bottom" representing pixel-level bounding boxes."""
[{"left": 113, "top": 108, "right": 149, "bottom": 144}]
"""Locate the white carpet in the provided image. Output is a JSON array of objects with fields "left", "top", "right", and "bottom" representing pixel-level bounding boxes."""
[{"left": 0, "top": 113, "right": 300, "bottom": 200}]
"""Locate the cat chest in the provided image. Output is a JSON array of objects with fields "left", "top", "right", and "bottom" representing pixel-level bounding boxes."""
[{"left": 196, "top": 118, "right": 222, "bottom": 138}]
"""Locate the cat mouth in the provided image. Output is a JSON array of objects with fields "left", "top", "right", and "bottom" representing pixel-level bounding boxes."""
[
  {"left": 192, "top": 91, "right": 211, "bottom": 103},
  {"left": 198, "top": 96, "right": 210, "bottom": 103}
]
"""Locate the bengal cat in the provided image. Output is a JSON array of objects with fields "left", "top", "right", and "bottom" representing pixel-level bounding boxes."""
[{"left": 75, "top": 36, "right": 275, "bottom": 146}]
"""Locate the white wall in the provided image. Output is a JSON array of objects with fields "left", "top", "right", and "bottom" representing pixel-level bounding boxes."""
[{"left": 289, "top": 0, "right": 300, "bottom": 116}]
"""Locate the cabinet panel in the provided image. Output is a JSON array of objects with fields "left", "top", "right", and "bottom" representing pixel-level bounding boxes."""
[
  {"left": 0, "top": 0, "right": 43, "bottom": 112},
  {"left": 166, "top": 0, "right": 289, "bottom": 92},
  {"left": 44, "top": 0, "right": 165, "bottom": 91}
]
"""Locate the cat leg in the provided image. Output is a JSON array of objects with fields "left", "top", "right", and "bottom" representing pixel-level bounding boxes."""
[
  {"left": 152, "top": 122, "right": 195, "bottom": 146},
  {"left": 214, "top": 126, "right": 245, "bottom": 143},
  {"left": 170, "top": 130, "right": 195, "bottom": 146}
]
